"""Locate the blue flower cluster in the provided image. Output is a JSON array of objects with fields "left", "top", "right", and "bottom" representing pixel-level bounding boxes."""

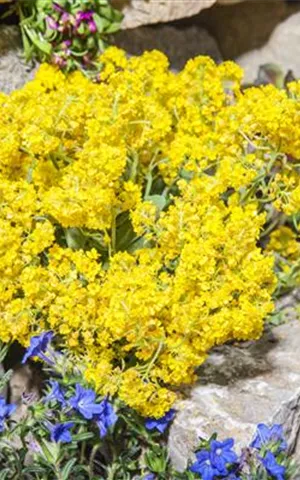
[
  {"left": 0, "top": 396, "right": 16, "bottom": 432},
  {"left": 22, "top": 331, "right": 118, "bottom": 444},
  {"left": 3, "top": 331, "right": 291, "bottom": 480},
  {"left": 145, "top": 408, "right": 176, "bottom": 434},
  {"left": 189, "top": 423, "right": 288, "bottom": 480},
  {"left": 190, "top": 439, "right": 237, "bottom": 480},
  {"left": 44, "top": 381, "right": 118, "bottom": 442}
]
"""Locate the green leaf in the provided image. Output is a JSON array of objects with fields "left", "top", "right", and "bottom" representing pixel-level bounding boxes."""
[
  {"left": 127, "top": 236, "right": 150, "bottom": 254},
  {"left": 61, "top": 458, "right": 77, "bottom": 480},
  {"left": 145, "top": 194, "right": 167, "bottom": 211},
  {"left": 23, "top": 26, "right": 52, "bottom": 56},
  {"left": 0, "top": 342, "right": 10, "bottom": 363},
  {"left": 65, "top": 228, "right": 87, "bottom": 250},
  {"left": 71, "top": 431, "right": 95, "bottom": 442},
  {"left": 0, "top": 469, "right": 10, "bottom": 480},
  {"left": 39, "top": 440, "right": 61, "bottom": 464},
  {"left": 93, "top": 13, "right": 106, "bottom": 33},
  {"left": 105, "top": 22, "right": 122, "bottom": 34},
  {"left": 255, "top": 63, "right": 285, "bottom": 89},
  {"left": 0, "top": 369, "right": 13, "bottom": 392}
]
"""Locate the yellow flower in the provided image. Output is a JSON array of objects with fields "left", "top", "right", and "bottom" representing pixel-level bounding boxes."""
[{"left": 4, "top": 47, "right": 300, "bottom": 417}]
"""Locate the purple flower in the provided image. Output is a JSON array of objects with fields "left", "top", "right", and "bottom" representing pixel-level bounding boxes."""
[
  {"left": 22, "top": 331, "right": 54, "bottom": 365},
  {"left": 210, "top": 438, "right": 238, "bottom": 472},
  {"left": 143, "top": 475, "right": 156, "bottom": 480},
  {"left": 145, "top": 408, "right": 176, "bottom": 434},
  {"left": 251, "top": 424, "right": 287, "bottom": 451},
  {"left": 48, "top": 422, "right": 74, "bottom": 443},
  {"left": 0, "top": 396, "right": 16, "bottom": 432},
  {"left": 94, "top": 398, "right": 118, "bottom": 438},
  {"left": 62, "top": 40, "right": 72, "bottom": 48},
  {"left": 76, "top": 10, "right": 94, "bottom": 22},
  {"left": 88, "top": 19, "right": 97, "bottom": 33},
  {"left": 46, "top": 16, "right": 59, "bottom": 30},
  {"left": 69, "top": 384, "right": 104, "bottom": 420},
  {"left": 28, "top": 439, "right": 41, "bottom": 453},
  {"left": 261, "top": 451, "right": 286, "bottom": 480},
  {"left": 75, "top": 10, "right": 96, "bottom": 33},
  {"left": 190, "top": 450, "right": 219, "bottom": 480},
  {"left": 44, "top": 381, "right": 66, "bottom": 406}
]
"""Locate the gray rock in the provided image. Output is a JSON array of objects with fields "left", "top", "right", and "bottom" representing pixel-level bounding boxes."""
[
  {"left": 0, "top": 25, "right": 38, "bottom": 94},
  {"left": 169, "top": 319, "right": 300, "bottom": 471},
  {"left": 9, "top": 364, "right": 41, "bottom": 410},
  {"left": 0, "top": 362, "right": 8, "bottom": 399},
  {"left": 114, "top": 25, "right": 222, "bottom": 70},
  {"left": 237, "top": 12, "right": 300, "bottom": 83},
  {"left": 198, "top": 0, "right": 289, "bottom": 60},
  {"left": 112, "top": 0, "right": 248, "bottom": 29},
  {"left": 112, "top": 0, "right": 216, "bottom": 29},
  {"left": 274, "top": 390, "right": 300, "bottom": 461}
]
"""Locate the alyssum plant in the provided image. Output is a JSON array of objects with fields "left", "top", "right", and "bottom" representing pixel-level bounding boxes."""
[
  {"left": 0, "top": 48, "right": 300, "bottom": 418},
  {"left": 0, "top": 333, "right": 297, "bottom": 479}
]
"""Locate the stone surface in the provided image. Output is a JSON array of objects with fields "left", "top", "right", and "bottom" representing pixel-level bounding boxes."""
[
  {"left": 8, "top": 365, "right": 41, "bottom": 465},
  {"left": 112, "top": 0, "right": 216, "bottom": 29},
  {"left": 196, "top": 0, "right": 288, "bottom": 60},
  {"left": 169, "top": 318, "right": 300, "bottom": 471},
  {"left": 0, "top": 362, "right": 8, "bottom": 399},
  {"left": 0, "top": 25, "right": 37, "bottom": 94},
  {"left": 114, "top": 24, "right": 222, "bottom": 70},
  {"left": 9, "top": 364, "right": 41, "bottom": 408},
  {"left": 237, "top": 12, "right": 300, "bottom": 83},
  {"left": 217, "top": 0, "right": 245, "bottom": 4},
  {"left": 113, "top": 0, "right": 249, "bottom": 29}
]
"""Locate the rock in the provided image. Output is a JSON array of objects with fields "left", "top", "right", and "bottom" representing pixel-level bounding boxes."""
[
  {"left": 0, "top": 363, "right": 8, "bottom": 399},
  {"left": 168, "top": 319, "right": 300, "bottom": 471},
  {"left": 114, "top": 25, "right": 222, "bottom": 71},
  {"left": 113, "top": 0, "right": 249, "bottom": 29},
  {"left": 237, "top": 12, "right": 300, "bottom": 83},
  {"left": 7, "top": 365, "right": 42, "bottom": 465},
  {"left": 113, "top": 0, "right": 216, "bottom": 29},
  {"left": 217, "top": 0, "right": 245, "bottom": 4},
  {"left": 0, "top": 25, "right": 38, "bottom": 94},
  {"left": 274, "top": 390, "right": 300, "bottom": 463},
  {"left": 197, "top": 0, "right": 288, "bottom": 60},
  {"left": 9, "top": 364, "right": 41, "bottom": 408}
]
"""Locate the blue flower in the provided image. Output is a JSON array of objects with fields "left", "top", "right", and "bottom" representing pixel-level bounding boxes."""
[
  {"left": 145, "top": 408, "right": 176, "bottom": 433},
  {"left": 190, "top": 450, "right": 219, "bottom": 480},
  {"left": 69, "top": 384, "right": 104, "bottom": 420},
  {"left": 22, "top": 331, "right": 54, "bottom": 364},
  {"left": 261, "top": 451, "right": 286, "bottom": 480},
  {"left": 94, "top": 398, "right": 118, "bottom": 438},
  {"left": 210, "top": 438, "right": 237, "bottom": 472},
  {"left": 0, "top": 396, "right": 16, "bottom": 432},
  {"left": 48, "top": 422, "right": 74, "bottom": 443},
  {"left": 251, "top": 424, "right": 287, "bottom": 451},
  {"left": 143, "top": 475, "right": 156, "bottom": 480},
  {"left": 44, "top": 381, "right": 66, "bottom": 407}
]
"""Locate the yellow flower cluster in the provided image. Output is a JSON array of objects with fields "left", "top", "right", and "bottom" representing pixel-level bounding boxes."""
[
  {"left": 2, "top": 47, "right": 300, "bottom": 417},
  {"left": 267, "top": 226, "right": 300, "bottom": 291}
]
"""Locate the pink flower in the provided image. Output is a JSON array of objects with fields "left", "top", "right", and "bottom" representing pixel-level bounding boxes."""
[
  {"left": 52, "top": 55, "right": 67, "bottom": 67},
  {"left": 61, "top": 12, "right": 70, "bottom": 24},
  {"left": 46, "top": 16, "right": 59, "bottom": 30}
]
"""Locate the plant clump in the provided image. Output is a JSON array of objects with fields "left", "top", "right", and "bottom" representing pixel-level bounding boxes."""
[{"left": 1, "top": 47, "right": 300, "bottom": 416}]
